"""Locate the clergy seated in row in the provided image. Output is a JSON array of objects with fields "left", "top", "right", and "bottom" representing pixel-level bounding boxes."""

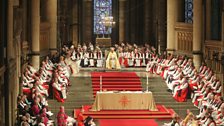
[
  {"left": 65, "top": 51, "right": 80, "bottom": 75},
  {"left": 212, "top": 104, "right": 224, "bottom": 125},
  {"left": 52, "top": 75, "right": 67, "bottom": 103},
  {"left": 17, "top": 94, "right": 54, "bottom": 126},
  {"left": 191, "top": 95, "right": 224, "bottom": 126},
  {"left": 144, "top": 52, "right": 223, "bottom": 125},
  {"left": 22, "top": 71, "right": 35, "bottom": 89},
  {"left": 106, "top": 47, "right": 121, "bottom": 69},
  {"left": 193, "top": 99, "right": 224, "bottom": 125},
  {"left": 27, "top": 64, "right": 38, "bottom": 77},
  {"left": 149, "top": 56, "right": 205, "bottom": 102},
  {"left": 180, "top": 109, "right": 198, "bottom": 126},
  {"left": 34, "top": 80, "right": 49, "bottom": 97},
  {"left": 51, "top": 63, "right": 71, "bottom": 103},
  {"left": 172, "top": 77, "right": 189, "bottom": 102},
  {"left": 197, "top": 108, "right": 216, "bottom": 126},
  {"left": 58, "top": 56, "right": 73, "bottom": 76},
  {"left": 57, "top": 106, "right": 76, "bottom": 126},
  {"left": 117, "top": 47, "right": 128, "bottom": 68},
  {"left": 22, "top": 57, "right": 54, "bottom": 96},
  {"left": 191, "top": 69, "right": 222, "bottom": 107},
  {"left": 146, "top": 55, "right": 159, "bottom": 73},
  {"left": 69, "top": 44, "right": 103, "bottom": 68}
]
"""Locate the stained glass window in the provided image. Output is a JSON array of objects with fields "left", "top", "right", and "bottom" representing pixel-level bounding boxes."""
[
  {"left": 185, "top": 0, "right": 193, "bottom": 23},
  {"left": 94, "top": 0, "right": 112, "bottom": 34}
]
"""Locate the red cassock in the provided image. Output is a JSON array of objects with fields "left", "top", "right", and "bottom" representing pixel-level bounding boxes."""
[
  {"left": 53, "top": 87, "right": 65, "bottom": 103},
  {"left": 23, "top": 88, "right": 32, "bottom": 95},
  {"left": 160, "top": 67, "right": 168, "bottom": 79},
  {"left": 57, "top": 111, "right": 68, "bottom": 126},
  {"left": 174, "top": 85, "right": 188, "bottom": 102},
  {"left": 119, "top": 57, "right": 123, "bottom": 66},
  {"left": 31, "top": 104, "right": 40, "bottom": 115},
  {"left": 189, "top": 80, "right": 198, "bottom": 91},
  {"left": 75, "top": 109, "right": 85, "bottom": 126},
  {"left": 123, "top": 58, "right": 128, "bottom": 67},
  {"left": 40, "top": 112, "right": 49, "bottom": 126},
  {"left": 77, "top": 113, "right": 84, "bottom": 126}
]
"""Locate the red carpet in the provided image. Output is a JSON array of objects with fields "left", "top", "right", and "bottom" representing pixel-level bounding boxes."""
[
  {"left": 74, "top": 105, "right": 175, "bottom": 119},
  {"left": 99, "top": 119, "right": 158, "bottom": 126},
  {"left": 91, "top": 72, "right": 142, "bottom": 96}
]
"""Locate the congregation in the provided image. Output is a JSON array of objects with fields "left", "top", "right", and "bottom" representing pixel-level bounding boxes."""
[{"left": 17, "top": 42, "right": 224, "bottom": 126}]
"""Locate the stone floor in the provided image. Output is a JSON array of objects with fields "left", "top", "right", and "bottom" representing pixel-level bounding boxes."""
[{"left": 48, "top": 67, "right": 199, "bottom": 125}]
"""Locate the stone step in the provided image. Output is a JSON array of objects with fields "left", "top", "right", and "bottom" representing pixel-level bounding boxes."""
[
  {"left": 148, "top": 88, "right": 169, "bottom": 92},
  {"left": 66, "top": 93, "right": 93, "bottom": 97},
  {"left": 48, "top": 99, "right": 94, "bottom": 104},
  {"left": 48, "top": 104, "right": 92, "bottom": 110},
  {"left": 148, "top": 82, "right": 166, "bottom": 84},
  {"left": 48, "top": 72, "right": 201, "bottom": 121},
  {"left": 163, "top": 105, "right": 195, "bottom": 109},
  {"left": 68, "top": 89, "right": 92, "bottom": 92},
  {"left": 48, "top": 100, "right": 93, "bottom": 105},
  {"left": 153, "top": 94, "right": 173, "bottom": 97},
  {"left": 70, "top": 83, "right": 92, "bottom": 87},
  {"left": 144, "top": 91, "right": 171, "bottom": 95},
  {"left": 156, "top": 101, "right": 195, "bottom": 106}
]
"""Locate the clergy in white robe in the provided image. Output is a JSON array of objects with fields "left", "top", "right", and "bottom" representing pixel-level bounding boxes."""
[{"left": 106, "top": 47, "right": 121, "bottom": 69}]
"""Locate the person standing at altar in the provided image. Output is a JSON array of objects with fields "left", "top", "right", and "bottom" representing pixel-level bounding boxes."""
[{"left": 106, "top": 47, "right": 121, "bottom": 69}]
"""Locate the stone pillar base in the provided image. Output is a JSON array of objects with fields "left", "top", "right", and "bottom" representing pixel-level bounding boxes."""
[
  {"left": 193, "top": 54, "right": 202, "bottom": 70},
  {"left": 166, "top": 48, "right": 175, "bottom": 54},
  {"left": 32, "top": 56, "right": 40, "bottom": 70}
]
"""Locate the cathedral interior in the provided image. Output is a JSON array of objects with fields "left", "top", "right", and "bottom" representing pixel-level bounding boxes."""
[{"left": 0, "top": 0, "right": 224, "bottom": 125}]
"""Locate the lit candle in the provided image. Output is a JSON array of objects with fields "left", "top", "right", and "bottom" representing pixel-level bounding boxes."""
[
  {"left": 146, "top": 74, "right": 149, "bottom": 92},
  {"left": 100, "top": 76, "right": 102, "bottom": 92}
]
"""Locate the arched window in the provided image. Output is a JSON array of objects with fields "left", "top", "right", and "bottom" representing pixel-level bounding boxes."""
[
  {"left": 93, "top": 0, "right": 112, "bottom": 35},
  {"left": 185, "top": 0, "right": 193, "bottom": 23}
]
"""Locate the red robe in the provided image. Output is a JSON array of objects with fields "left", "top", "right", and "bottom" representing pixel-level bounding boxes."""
[
  {"left": 57, "top": 111, "right": 68, "bottom": 126},
  {"left": 174, "top": 84, "right": 189, "bottom": 102},
  {"left": 31, "top": 104, "right": 40, "bottom": 115}
]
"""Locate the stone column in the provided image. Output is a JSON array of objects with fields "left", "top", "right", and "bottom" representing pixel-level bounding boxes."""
[
  {"left": 119, "top": 0, "right": 126, "bottom": 43},
  {"left": 31, "top": 0, "right": 40, "bottom": 69},
  {"left": 222, "top": 11, "right": 224, "bottom": 41},
  {"left": 82, "top": 0, "right": 92, "bottom": 42},
  {"left": 72, "top": 0, "right": 78, "bottom": 47},
  {"left": 193, "top": 0, "right": 203, "bottom": 69},
  {"left": 7, "top": 0, "right": 14, "bottom": 60},
  {"left": 46, "top": 0, "right": 57, "bottom": 54},
  {"left": 205, "top": 0, "right": 211, "bottom": 40},
  {"left": 143, "top": 0, "right": 150, "bottom": 43},
  {"left": 7, "top": 1, "right": 14, "bottom": 125},
  {"left": 167, "top": 0, "right": 178, "bottom": 54}
]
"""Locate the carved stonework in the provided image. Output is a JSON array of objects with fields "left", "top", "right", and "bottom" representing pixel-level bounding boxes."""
[
  {"left": 204, "top": 40, "right": 223, "bottom": 73},
  {"left": 40, "top": 22, "right": 50, "bottom": 51},
  {"left": 0, "top": 66, "right": 5, "bottom": 77},
  {"left": 8, "top": 59, "right": 17, "bottom": 76},
  {"left": 175, "top": 22, "right": 193, "bottom": 55}
]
